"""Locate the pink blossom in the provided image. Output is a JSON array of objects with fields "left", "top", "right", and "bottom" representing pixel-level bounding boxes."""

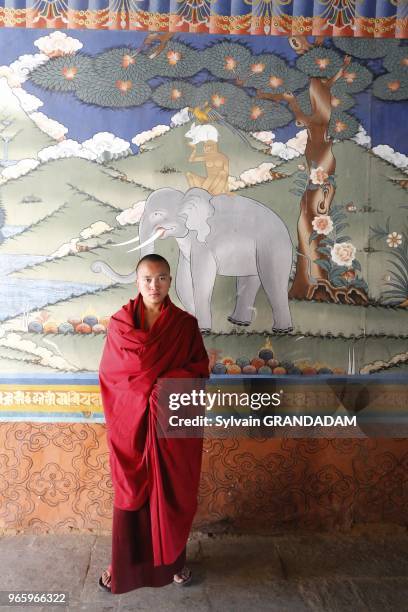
[
  {"left": 310, "top": 166, "right": 329, "bottom": 185},
  {"left": 311, "top": 215, "right": 333, "bottom": 236},
  {"left": 330, "top": 242, "right": 356, "bottom": 268}
]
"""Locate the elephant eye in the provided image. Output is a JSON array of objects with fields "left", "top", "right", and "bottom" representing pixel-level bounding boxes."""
[{"left": 151, "top": 211, "right": 164, "bottom": 220}]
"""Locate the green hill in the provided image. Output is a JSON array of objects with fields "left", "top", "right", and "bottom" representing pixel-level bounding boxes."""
[
  {"left": 1, "top": 156, "right": 150, "bottom": 227},
  {"left": 112, "top": 123, "right": 282, "bottom": 191}
]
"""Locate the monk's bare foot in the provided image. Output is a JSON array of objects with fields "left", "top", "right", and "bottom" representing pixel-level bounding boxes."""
[{"left": 173, "top": 566, "right": 192, "bottom": 586}]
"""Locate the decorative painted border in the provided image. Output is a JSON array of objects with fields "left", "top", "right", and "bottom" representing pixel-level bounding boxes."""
[{"left": 0, "top": 7, "right": 406, "bottom": 37}]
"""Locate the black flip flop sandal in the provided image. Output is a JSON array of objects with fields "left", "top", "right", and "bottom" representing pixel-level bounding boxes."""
[
  {"left": 173, "top": 567, "right": 192, "bottom": 586},
  {"left": 98, "top": 571, "right": 112, "bottom": 593}
]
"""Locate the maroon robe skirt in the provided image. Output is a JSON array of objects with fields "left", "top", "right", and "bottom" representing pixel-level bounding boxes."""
[{"left": 110, "top": 499, "right": 186, "bottom": 594}]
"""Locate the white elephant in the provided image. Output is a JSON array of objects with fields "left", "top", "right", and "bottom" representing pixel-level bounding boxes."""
[{"left": 92, "top": 187, "right": 293, "bottom": 333}]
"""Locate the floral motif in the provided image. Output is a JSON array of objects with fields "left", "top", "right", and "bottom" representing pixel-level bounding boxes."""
[
  {"left": 251, "top": 63, "right": 265, "bottom": 73},
  {"left": 62, "top": 66, "right": 77, "bottom": 80},
  {"left": 121, "top": 54, "right": 135, "bottom": 68},
  {"left": 224, "top": 56, "right": 237, "bottom": 71},
  {"left": 115, "top": 80, "right": 132, "bottom": 92},
  {"left": 171, "top": 88, "right": 182, "bottom": 100},
  {"left": 386, "top": 232, "right": 403, "bottom": 248},
  {"left": 387, "top": 80, "right": 401, "bottom": 92},
  {"left": 335, "top": 120, "right": 348, "bottom": 133},
  {"left": 331, "top": 242, "right": 356, "bottom": 268},
  {"left": 315, "top": 57, "right": 330, "bottom": 70},
  {"left": 310, "top": 166, "right": 329, "bottom": 185},
  {"left": 331, "top": 96, "right": 341, "bottom": 107},
  {"left": 211, "top": 94, "right": 225, "bottom": 107},
  {"left": 312, "top": 215, "right": 334, "bottom": 236},
  {"left": 250, "top": 105, "right": 263, "bottom": 120},
  {"left": 28, "top": 463, "right": 77, "bottom": 507},
  {"left": 167, "top": 50, "right": 181, "bottom": 66},
  {"left": 269, "top": 75, "right": 283, "bottom": 88},
  {"left": 343, "top": 71, "right": 357, "bottom": 84}
]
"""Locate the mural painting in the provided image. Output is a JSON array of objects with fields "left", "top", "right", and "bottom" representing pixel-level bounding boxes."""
[{"left": 0, "top": 29, "right": 407, "bottom": 422}]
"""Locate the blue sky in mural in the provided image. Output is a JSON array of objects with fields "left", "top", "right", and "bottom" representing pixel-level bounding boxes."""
[{"left": 0, "top": 28, "right": 406, "bottom": 154}]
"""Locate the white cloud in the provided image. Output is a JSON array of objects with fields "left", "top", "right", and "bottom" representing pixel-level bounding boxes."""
[
  {"left": 228, "top": 176, "right": 246, "bottom": 191},
  {"left": 240, "top": 162, "right": 277, "bottom": 185},
  {"left": 1, "top": 158, "right": 39, "bottom": 181},
  {"left": 80, "top": 221, "right": 113, "bottom": 240},
  {"left": 0, "top": 332, "right": 75, "bottom": 370},
  {"left": 116, "top": 201, "right": 146, "bottom": 226},
  {"left": 251, "top": 131, "right": 275, "bottom": 145},
  {"left": 170, "top": 107, "right": 190, "bottom": 128},
  {"left": 34, "top": 32, "right": 83, "bottom": 56},
  {"left": 12, "top": 88, "right": 43, "bottom": 113},
  {"left": 31, "top": 112, "right": 68, "bottom": 141},
  {"left": 0, "top": 67, "right": 23, "bottom": 88},
  {"left": 372, "top": 144, "right": 408, "bottom": 170},
  {"left": 38, "top": 139, "right": 96, "bottom": 162},
  {"left": 270, "top": 141, "right": 300, "bottom": 160},
  {"left": 132, "top": 125, "right": 170, "bottom": 147},
  {"left": 352, "top": 125, "right": 371, "bottom": 148},
  {"left": 82, "top": 132, "right": 131, "bottom": 162},
  {"left": 286, "top": 129, "right": 308, "bottom": 155},
  {"left": 9, "top": 54, "right": 49, "bottom": 83}
]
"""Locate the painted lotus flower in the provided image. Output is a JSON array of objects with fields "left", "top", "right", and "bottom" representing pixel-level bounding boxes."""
[
  {"left": 386, "top": 232, "right": 403, "bottom": 248},
  {"left": 310, "top": 166, "right": 329, "bottom": 185},
  {"left": 331, "top": 242, "right": 356, "bottom": 268},
  {"left": 312, "top": 215, "right": 334, "bottom": 236}
]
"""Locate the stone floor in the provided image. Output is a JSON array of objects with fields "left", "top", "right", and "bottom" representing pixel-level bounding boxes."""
[{"left": 0, "top": 526, "right": 407, "bottom": 611}]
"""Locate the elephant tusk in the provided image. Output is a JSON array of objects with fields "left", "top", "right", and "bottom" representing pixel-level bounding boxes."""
[
  {"left": 128, "top": 228, "right": 165, "bottom": 252},
  {"left": 112, "top": 236, "right": 140, "bottom": 247}
]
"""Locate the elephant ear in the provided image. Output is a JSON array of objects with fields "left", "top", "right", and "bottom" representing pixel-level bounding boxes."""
[{"left": 179, "top": 188, "right": 215, "bottom": 243}]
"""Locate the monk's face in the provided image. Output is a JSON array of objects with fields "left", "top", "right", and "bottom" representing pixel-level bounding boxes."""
[{"left": 136, "top": 260, "right": 172, "bottom": 307}]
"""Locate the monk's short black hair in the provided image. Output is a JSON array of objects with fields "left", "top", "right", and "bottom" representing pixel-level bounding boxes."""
[{"left": 136, "top": 254, "right": 171, "bottom": 274}]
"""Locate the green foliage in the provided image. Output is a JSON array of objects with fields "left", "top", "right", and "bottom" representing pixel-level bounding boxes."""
[
  {"left": 328, "top": 111, "right": 359, "bottom": 140},
  {"left": 373, "top": 73, "right": 408, "bottom": 101},
  {"left": 328, "top": 90, "right": 356, "bottom": 112},
  {"left": 370, "top": 221, "right": 408, "bottom": 304},
  {"left": 334, "top": 62, "right": 373, "bottom": 94},
  {"left": 383, "top": 46, "right": 408, "bottom": 75},
  {"left": 201, "top": 42, "right": 253, "bottom": 81},
  {"left": 313, "top": 204, "right": 367, "bottom": 291},
  {"left": 333, "top": 37, "right": 399, "bottom": 59},
  {"left": 148, "top": 40, "right": 202, "bottom": 78},
  {"left": 151, "top": 80, "right": 197, "bottom": 109},
  {"left": 30, "top": 54, "right": 94, "bottom": 92},
  {"left": 75, "top": 77, "right": 152, "bottom": 108},
  {"left": 296, "top": 47, "right": 343, "bottom": 78},
  {"left": 93, "top": 47, "right": 156, "bottom": 81}
]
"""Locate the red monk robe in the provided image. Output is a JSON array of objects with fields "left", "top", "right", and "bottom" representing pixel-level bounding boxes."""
[{"left": 99, "top": 293, "right": 209, "bottom": 593}]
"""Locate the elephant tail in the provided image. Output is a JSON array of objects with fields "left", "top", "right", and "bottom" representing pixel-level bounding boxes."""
[{"left": 91, "top": 260, "right": 137, "bottom": 284}]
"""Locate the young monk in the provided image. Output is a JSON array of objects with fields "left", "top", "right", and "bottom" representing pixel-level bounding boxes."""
[{"left": 98, "top": 254, "right": 209, "bottom": 594}]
